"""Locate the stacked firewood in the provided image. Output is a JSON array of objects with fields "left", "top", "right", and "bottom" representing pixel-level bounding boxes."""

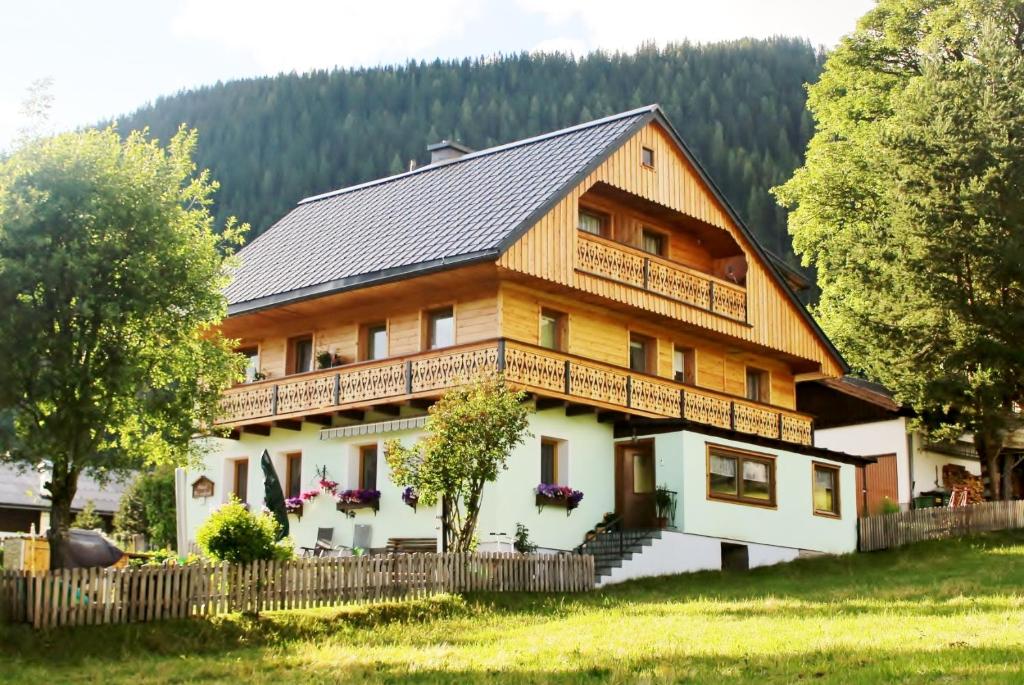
[{"left": 943, "top": 464, "right": 984, "bottom": 503}]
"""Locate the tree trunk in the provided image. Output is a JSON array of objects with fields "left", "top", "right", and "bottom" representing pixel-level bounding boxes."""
[
  {"left": 975, "top": 432, "right": 1004, "bottom": 501},
  {"left": 1001, "top": 454, "right": 1016, "bottom": 500},
  {"left": 47, "top": 467, "right": 80, "bottom": 569}
]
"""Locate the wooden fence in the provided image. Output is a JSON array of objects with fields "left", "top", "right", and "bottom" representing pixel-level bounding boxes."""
[
  {"left": 859, "top": 499, "right": 1024, "bottom": 551},
  {"left": 0, "top": 551, "right": 594, "bottom": 630}
]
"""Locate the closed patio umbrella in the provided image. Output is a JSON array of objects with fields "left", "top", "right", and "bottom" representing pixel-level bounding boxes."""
[{"left": 260, "top": 449, "right": 289, "bottom": 540}]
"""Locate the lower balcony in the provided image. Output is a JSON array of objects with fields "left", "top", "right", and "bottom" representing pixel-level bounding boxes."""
[{"left": 216, "top": 339, "right": 813, "bottom": 446}]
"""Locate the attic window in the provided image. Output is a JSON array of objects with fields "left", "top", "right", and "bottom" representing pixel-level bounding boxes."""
[{"left": 641, "top": 147, "right": 655, "bottom": 168}]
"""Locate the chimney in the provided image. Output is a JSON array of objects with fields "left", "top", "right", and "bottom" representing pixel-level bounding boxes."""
[{"left": 427, "top": 139, "right": 473, "bottom": 164}]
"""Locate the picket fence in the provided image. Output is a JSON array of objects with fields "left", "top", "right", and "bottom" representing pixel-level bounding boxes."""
[
  {"left": 0, "top": 551, "right": 594, "bottom": 629},
  {"left": 859, "top": 499, "right": 1024, "bottom": 551}
]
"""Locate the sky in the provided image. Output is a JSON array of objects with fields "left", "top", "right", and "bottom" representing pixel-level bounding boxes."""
[{"left": 0, "top": 0, "right": 875, "bottom": 149}]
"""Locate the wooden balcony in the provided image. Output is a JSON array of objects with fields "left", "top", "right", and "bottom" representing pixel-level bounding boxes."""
[
  {"left": 217, "top": 339, "right": 813, "bottom": 446},
  {"left": 575, "top": 232, "right": 747, "bottom": 322}
]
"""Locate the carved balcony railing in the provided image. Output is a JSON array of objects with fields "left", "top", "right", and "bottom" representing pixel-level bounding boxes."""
[
  {"left": 217, "top": 339, "right": 813, "bottom": 446},
  {"left": 576, "top": 232, "right": 747, "bottom": 322}
]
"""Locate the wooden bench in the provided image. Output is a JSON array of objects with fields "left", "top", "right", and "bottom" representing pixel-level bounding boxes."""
[{"left": 385, "top": 537, "right": 438, "bottom": 554}]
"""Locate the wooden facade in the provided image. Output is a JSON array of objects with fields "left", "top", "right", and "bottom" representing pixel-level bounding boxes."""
[
  {"left": 213, "top": 119, "right": 843, "bottom": 448},
  {"left": 497, "top": 121, "right": 843, "bottom": 377}
]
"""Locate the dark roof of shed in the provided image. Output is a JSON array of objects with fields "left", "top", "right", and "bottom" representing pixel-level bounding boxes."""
[{"left": 224, "top": 106, "right": 653, "bottom": 313}]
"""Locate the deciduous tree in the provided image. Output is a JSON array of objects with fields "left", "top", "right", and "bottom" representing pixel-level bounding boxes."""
[
  {"left": 385, "top": 374, "right": 531, "bottom": 552},
  {"left": 0, "top": 126, "right": 246, "bottom": 566},
  {"left": 774, "top": 0, "right": 1024, "bottom": 498}
]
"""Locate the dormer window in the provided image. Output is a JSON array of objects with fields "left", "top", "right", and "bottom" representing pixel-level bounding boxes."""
[
  {"left": 578, "top": 208, "right": 610, "bottom": 238},
  {"left": 642, "top": 146, "right": 655, "bottom": 168}
]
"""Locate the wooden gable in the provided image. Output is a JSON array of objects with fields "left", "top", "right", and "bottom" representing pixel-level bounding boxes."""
[{"left": 498, "top": 119, "right": 844, "bottom": 378}]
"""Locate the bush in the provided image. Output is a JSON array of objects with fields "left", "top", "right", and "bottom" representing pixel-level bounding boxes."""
[
  {"left": 114, "top": 467, "right": 177, "bottom": 549},
  {"left": 195, "top": 498, "right": 294, "bottom": 563},
  {"left": 72, "top": 501, "right": 105, "bottom": 530}
]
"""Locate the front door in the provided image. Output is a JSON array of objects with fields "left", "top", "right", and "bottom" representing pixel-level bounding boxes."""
[{"left": 616, "top": 442, "right": 657, "bottom": 529}]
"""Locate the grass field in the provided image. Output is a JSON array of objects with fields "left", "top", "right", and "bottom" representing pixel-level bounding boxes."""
[{"left": 3, "top": 531, "right": 1024, "bottom": 684}]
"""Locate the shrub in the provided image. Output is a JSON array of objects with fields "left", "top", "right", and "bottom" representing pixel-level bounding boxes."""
[
  {"left": 513, "top": 522, "right": 536, "bottom": 554},
  {"left": 72, "top": 501, "right": 105, "bottom": 530},
  {"left": 114, "top": 467, "right": 177, "bottom": 549},
  {"left": 195, "top": 498, "right": 294, "bottom": 563}
]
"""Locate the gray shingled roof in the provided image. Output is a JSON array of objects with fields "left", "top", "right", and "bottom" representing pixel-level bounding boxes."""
[
  {"left": 0, "top": 464, "right": 127, "bottom": 514},
  {"left": 224, "top": 106, "right": 655, "bottom": 313}
]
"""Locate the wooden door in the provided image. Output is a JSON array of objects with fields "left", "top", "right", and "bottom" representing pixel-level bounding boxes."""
[
  {"left": 616, "top": 442, "right": 657, "bottom": 528},
  {"left": 856, "top": 454, "right": 899, "bottom": 516}
]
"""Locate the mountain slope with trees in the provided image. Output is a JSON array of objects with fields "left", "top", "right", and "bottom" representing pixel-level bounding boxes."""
[{"left": 117, "top": 39, "right": 823, "bottom": 263}]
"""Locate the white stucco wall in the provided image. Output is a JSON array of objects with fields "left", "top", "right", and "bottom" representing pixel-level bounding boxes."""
[
  {"left": 814, "top": 419, "right": 984, "bottom": 500},
  {"left": 186, "top": 412, "right": 857, "bottom": 557},
  {"left": 599, "top": 530, "right": 799, "bottom": 586},
  {"left": 815, "top": 417, "right": 912, "bottom": 504},
  {"left": 636, "top": 431, "right": 858, "bottom": 555},
  {"left": 910, "top": 436, "right": 982, "bottom": 496},
  {"left": 186, "top": 407, "right": 616, "bottom": 552}
]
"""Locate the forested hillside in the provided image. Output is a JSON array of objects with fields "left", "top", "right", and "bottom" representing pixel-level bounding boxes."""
[{"left": 117, "top": 39, "right": 823, "bottom": 263}]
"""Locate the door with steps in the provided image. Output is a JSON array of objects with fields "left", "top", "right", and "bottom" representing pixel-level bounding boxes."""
[{"left": 616, "top": 441, "right": 657, "bottom": 528}]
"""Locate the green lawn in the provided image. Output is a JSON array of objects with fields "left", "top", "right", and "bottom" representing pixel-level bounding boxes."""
[{"left": 4, "top": 531, "right": 1024, "bottom": 684}]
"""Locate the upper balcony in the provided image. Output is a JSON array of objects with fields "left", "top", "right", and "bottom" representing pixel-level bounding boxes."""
[
  {"left": 216, "top": 338, "right": 813, "bottom": 446},
  {"left": 576, "top": 231, "right": 747, "bottom": 323}
]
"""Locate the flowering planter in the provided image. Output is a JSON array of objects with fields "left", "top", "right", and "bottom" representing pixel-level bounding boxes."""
[
  {"left": 286, "top": 503, "right": 304, "bottom": 518},
  {"left": 534, "top": 485, "right": 584, "bottom": 517},
  {"left": 535, "top": 494, "right": 571, "bottom": 510},
  {"left": 336, "top": 500, "right": 379, "bottom": 515}
]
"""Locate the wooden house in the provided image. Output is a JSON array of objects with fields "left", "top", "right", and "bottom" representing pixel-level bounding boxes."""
[{"left": 185, "top": 106, "right": 873, "bottom": 584}]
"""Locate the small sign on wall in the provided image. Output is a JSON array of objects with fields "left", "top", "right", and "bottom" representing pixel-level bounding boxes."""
[{"left": 191, "top": 476, "right": 215, "bottom": 499}]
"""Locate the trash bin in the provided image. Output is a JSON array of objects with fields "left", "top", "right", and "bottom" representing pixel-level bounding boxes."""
[{"left": 915, "top": 491, "right": 946, "bottom": 509}]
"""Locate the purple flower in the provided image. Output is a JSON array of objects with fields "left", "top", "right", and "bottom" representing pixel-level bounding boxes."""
[
  {"left": 535, "top": 483, "right": 584, "bottom": 510},
  {"left": 402, "top": 487, "right": 419, "bottom": 508},
  {"left": 335, "top": 488, "right": 381, "bottom": 504},
  {"left": 284, "top": 496, "right": 304, "bottom": 513}
]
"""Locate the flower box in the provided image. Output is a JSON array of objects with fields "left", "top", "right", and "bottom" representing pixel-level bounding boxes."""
[
  {"left": 402, "top": 486, "right": 419, "bottom": 512},
  {"left": 534, "top": 484, "right": 584, "bottom": 516},
  {"left": 335, "top": 500, "right": 379, "bottom": 513},
  {"left": 284, "top": 493, "right": 303, "bottom": 516},
  {"left": 335, "top": 489, "right": 381, "bottom": 516}
]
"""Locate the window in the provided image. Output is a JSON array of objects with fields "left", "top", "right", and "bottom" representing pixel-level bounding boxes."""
[
  {"left": 641, "top": 228, "right": 666, "bottom": 257},
  {"left": 578, "top": 208, "right": 610, "bottom": 237},
  {"left": 745, "top": 367, "right": 769, "bottom": 403},
  {"left": 629, "top": 333, "right": 654, "bottom": 373},
  {"left": 540, "top": 439, "right": 559, "bottom": 485},
  {"left": 238, "top": 346, "right": 260, "bottom": 383},
  {"left": 642, "top": 146, "right": 655, "bottom": 167},
  {"left": 707, "top": 445, "right": 776, "bottom": 507},
  {"left": 673, "top": 346, "right": 695, "bottom": 384},
  {"left": 359, "top": 445, "right": 378, "bottom": 490},
  {"left": 232, "top": 459, "right": 248, "bottom": 503},
  {"left": 426, "top": 307, "right": 454, "bottom": 349},
  {"left": 633, "top": 451, "right": 655, "bottom": 494},
  {"left": 813, "top": 463, "right": 841, "bottom": 517},
  {"left": 289, "top": 335, "right": 314, "bottom": 374},
  {"left": 539, "top": 308, "right": 567, "bottom": 351},
  {"left": 362, "top": 323, "right": 388, "bottom": 361},
  {"left": 285, "top": 452, "right": 302, "bottom": 499}
]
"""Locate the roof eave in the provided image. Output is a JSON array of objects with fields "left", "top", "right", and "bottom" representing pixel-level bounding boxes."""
[{"left": 225, "top": 249, "right": 500, "bottom": 317}]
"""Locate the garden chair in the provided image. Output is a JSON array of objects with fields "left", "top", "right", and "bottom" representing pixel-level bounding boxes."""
[
  {"left": 352, "top": 524, "right": 372, "bottom": 553},
  {"left": 300, "top": 527, "right": 348, "bottom": 557}
]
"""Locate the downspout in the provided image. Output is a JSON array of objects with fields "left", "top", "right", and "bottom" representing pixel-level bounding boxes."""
[{"left": 906, "top": 426, "right": 915, "bottom": 507}]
